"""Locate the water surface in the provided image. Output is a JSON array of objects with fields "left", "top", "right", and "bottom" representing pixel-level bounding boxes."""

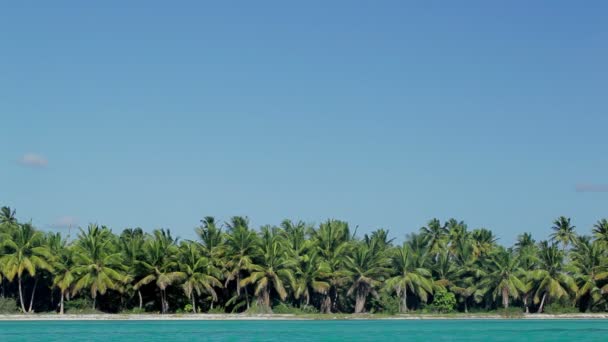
[{"left": 1, "top": 319, "right": 606, "bottom": 341}]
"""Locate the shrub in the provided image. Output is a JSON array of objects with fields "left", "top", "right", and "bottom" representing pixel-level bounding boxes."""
[
  {"left": 123, "top": 307, "right": 146, "bottom": 314},
  {"left": 0, "top": 297, "right": 18, "bottom": 314},
  {"left": 544, "top": 302, "right": 578, "bottom": 314},
  {"left": 183, "top": 304, "right": 194, "bottom": 313},
  {"left": 272, "top": 303, "right": 319, "bottom": 314},
  {"left": 427, "top": 290, "right": 456, "bottom": 313},
  {"left": 498, "top": 307, "right": 524, "bottom": 318},
  {"left": 64, "top": 298, "right": 102, "bottom": 314},
  {"left": 370, "top": 293, "right": 400, "bottom": 315},
  {"left": 207, "top": 306, "right": 226, "bottom": 314}
]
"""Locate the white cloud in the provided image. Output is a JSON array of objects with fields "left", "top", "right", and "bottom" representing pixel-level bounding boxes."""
[
  {"left": 53, "top": 216, "right": 78, "bottom": 229},
  {"left": 576, "top": 183, "right": 608, "bottom": 193},
  {"left": 18, "top": 153, "right": 48, "bottom": 168}
]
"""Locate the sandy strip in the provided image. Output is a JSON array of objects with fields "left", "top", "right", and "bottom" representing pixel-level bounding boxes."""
[{"left": 0, "top": 313, "right": 607, "bottom": 321}]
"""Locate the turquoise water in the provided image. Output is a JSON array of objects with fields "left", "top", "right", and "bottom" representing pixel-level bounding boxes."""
[{"left": 1, "top": 320, "right": 607, "bottom": 341}]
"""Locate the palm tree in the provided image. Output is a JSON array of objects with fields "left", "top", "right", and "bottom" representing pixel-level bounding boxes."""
[
  {"left": 311, "top": 219, "right": 353, "bottom": 313},
  {"left": 570, "top": 237, "right": 608, "bottom": 311},
  {"left": 178, "top": 242, "right": 222, "bottom": 313},
  {"left": 280, "top": 219, "right": 311, "bottom": 260},
  {"left": 532, "top": 242, "right": 578, "bottom": 313},
  {"left": 196, "top": 216, "right": 224, "bottom": 258},
  {"left": 450, "top": 240, "right": 482, "bottom": 313},
  {"left": 49, "top": 233, "right": 74, "bottom": 315},
  {"left": 477, "top": 248, "right": 525, "bottom": 309},
  {"left": 293, "top": 252, "right": 330, "bottom": 307},
  {"left": 471, "top": 228, "right": 498, "bottom": 258},
  {"left": 0, "top": 206, "right": 18, "bottom": 233},
  {"left": 0, "top": 223, "right": 53, "bottom": 313},
  {"left": 241, "top": 227, "right": 294, "bottom": 311},
  {"left": 224, "top": 216, "right": 259, "bottom": 311},
  {"left": 550, "top": 216, "right": 577, "bottom": 251},
  {"left": 420, "top": 218, "right": 447, "bottom": 257},
  {"left": 514, "top": 233, "right": 538, "bottom": 313},
  {"left": 134, "top": 229, "right": 184, "bottom": 314},
  {"left": 592, "top": 219, "right": 608, "bottom": 247},
  {"left": 120, "top": 228, "right": 146, "bottom": 309},
  {"left": 385, "top": 242, "right": 433, "bottom": 312},
  {"left": 71, "top": 224, "right": 127, "bottom": 310},
  {"left": 345, "top": 236, "right": 390, "bottom": 313}
]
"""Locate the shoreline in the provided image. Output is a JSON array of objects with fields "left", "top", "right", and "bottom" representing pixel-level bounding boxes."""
[{"left": 1, "top": 313, "right": 607, "bottom": 321}]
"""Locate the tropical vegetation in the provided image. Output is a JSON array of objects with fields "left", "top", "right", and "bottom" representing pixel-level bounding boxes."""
[{"left": 1, "top": 208, "right": 608, "bottom": 315}]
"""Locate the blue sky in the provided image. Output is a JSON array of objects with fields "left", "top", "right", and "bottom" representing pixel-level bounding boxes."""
[{"left": 1, "top": 1, "right": 606, "bottom": 244}]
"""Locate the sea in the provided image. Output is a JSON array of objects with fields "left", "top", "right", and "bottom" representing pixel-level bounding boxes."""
[{"left": 0, "top": 319, "right": 606, "bottom": 341}]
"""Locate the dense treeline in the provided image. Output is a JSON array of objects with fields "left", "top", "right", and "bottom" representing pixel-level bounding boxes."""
[{"left": 1, "top": 206, "right": 608, "bottom": 315}]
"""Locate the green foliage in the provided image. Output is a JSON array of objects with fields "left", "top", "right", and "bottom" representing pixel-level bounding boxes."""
[
  {"left": 498, "top": 307, "right": 524, "bottom": 318},
  {"left": 544, "top": 302, "right": 579, "bottom": 314},
  {"left": 64, "top": 298, "right": 103, "bottom": 314},
  {"left": 1, "top": 206, "right": 608, "bottom": 317},
  {"left": 0, "top": 297, "right": 18, "bottom": 314},
  {"left": 207, "top": 306, "right": 226, "bottom": 314},
  {"left": 370, "top": 292, "right": 401, "bottom": 315},
  {"left": 272, "top": 303, "right": 319, "bottom": 314},
  {"left": 428, "top": 290, "right": 457, "bottom": 313},
  {"left": 124, "top": 307, "right": 146, "bottom": 314}
]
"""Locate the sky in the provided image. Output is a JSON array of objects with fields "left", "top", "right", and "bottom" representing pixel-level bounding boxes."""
[{"left": 1, "top": 1, "right": 607, "bottom": 245}]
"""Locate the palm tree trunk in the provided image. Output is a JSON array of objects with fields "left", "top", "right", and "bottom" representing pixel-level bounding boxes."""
[
  {"left": 28, "top": 278, "right": 39, "bottom": 313},
  {"left": 138, "top": 290, "right": 143, "bottom": 310},
  {"left": 354, "top": 286, "right": 367, "bottom": 314},
  {"left": 59, "top": 291, "right": 65, "bottom": 315},
  {"left": 537, "top": 293, "right": 547, "bottom": 313},
  {"left": 92, "top": 295, "right": 96, "bottom": 310},
  {"left": 191, "top": 294, "right": 197, "bottom": 313},
  {"left": 402, "top": 289, "right": 408, "bottom": 313},
  {"left": 523, "top": 295, "right": 529, "bottom": 313},
  {"left": 263, "top": 288, "right": 271, "bottom": 312},
  {"left": 321, "top": 294, "right": 331, "bottom": 313},
  {"left": 17, "top": 276, "right": 27, "bottom": 313},
  {"left": 502, "top": 287, "right": 509, "bottom": 309},
  {"left": 464, "top": 299, "right": 468, "bottom": 313}
]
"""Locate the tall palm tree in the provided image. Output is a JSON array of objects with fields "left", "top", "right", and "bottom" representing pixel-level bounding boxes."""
[
  {"left": 134, "top": 229, "right": 184, "bottom": 314},
  {"left": 0, "top": 206, "right": 18, "bottom": 234},
  {"left": 570, "top": 237, "right": 608, "bottom": 311},
  {"left": 311, "top": 219, "right": 353, "bottom": 313},
  {"left": 550, "top": 216, "right": 577, "bottom": 251},
  {"left": 514, "top": 233, "right": 538, "bottom": 313},
  {"left": 178, "top": 242, "right": 222, "bottom": 313},
  {"left": 478, "top": 248, "right": 525, "bottom": 309},
  {"left": 224, "top": 216, "right": 259, "bottom": 311},
  {"left": 280, "top": 219, "right": 311, "bottom": 260},
  {"left": 71, "top": 224, "right": 127, "bottom": 310},
  {"left": 515, "top": 233, "right": 535, "bottom": 253},
  {"left": 345, "top": 237, "right": 390, "bottom": 313},
  {"left": 0, "top": 223, "right": 53, "bottom": 313},
  {"left": 384, "top": 242, "right": 433, "bottom": 312},
  {"left": 471, "top": 228, "right": 498, "bottom": 258},
  {"left": 196, "top": 216, "right": 224, "bottom": 258},
  {"left": 48, "top": 233, "right": 73, "bottom": 315},
  {"left": 120, "top": 228, "right": 146, "bottom": 309},
  {"left": 532, "top": 242, "right": 578, "bottom": 313},
  {"left": 592, "top": 219, "right": 608, "bottom": 247},
  {"left": 293, "top": 252, "right": 330, "bottom": 307},
  {"left": 420, "top": 218, "right": 447, "bottom": 257},
  {"left": 241, "top": 227, "right": 294, "bottom": 311},
  {"left": 450, "top": 240, "right": 482, "bottom": 313}
]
